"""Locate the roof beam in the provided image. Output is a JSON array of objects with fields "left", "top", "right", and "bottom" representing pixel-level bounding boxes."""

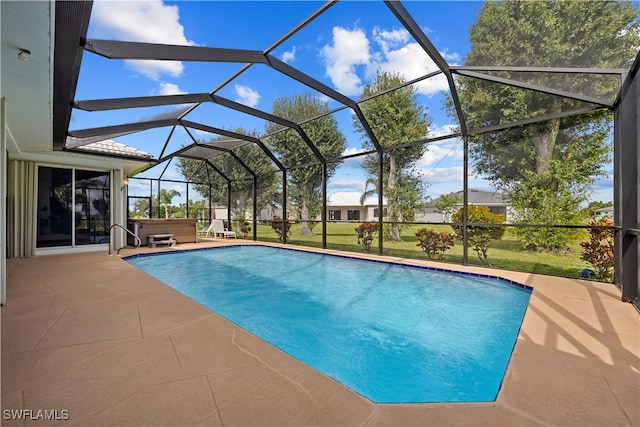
[
  {"left": 266, "top": 55, "right": 355, "bottom": 107},
  {"left": 158, "top": 126, "right": 178, "bottom": 160},
  {"left": 158, "top": 142, "right": 225, "bottom": 164},
  {"left": 210, "top": 95, "right": 298, "bottom": 128},
  {"left": 67, "top": 118, "right": 177, "bottom": 139},
  {"left": 83, "top": 39, "right": 267, "bottom": 63},
  {"left": 455, "top": 69, "right": 614, "bottom": 107},
  {"left": 452, "top": 65, "right": 627, "bottom": 75},
  {"left": 180, "top": 120, "right": 254, "bottom": 141},
  {"left": 382, "top": 1, "right": 468, "bottom": 135},
  {"left": 179, "top": 120, "right": 284, "bottom": 171},
  {"left": 384, "top": 0, "right": 449, "bottom": 73},
  {"left": 74, "top": 94, "right": 210, "bottom": 111},
  {"left": 468, "top": 105, "right": 606, "bottom": 136}
]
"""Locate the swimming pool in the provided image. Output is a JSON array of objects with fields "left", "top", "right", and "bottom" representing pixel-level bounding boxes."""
[{"left": 126, "top": 245, "right": 531, "bottom": 403}]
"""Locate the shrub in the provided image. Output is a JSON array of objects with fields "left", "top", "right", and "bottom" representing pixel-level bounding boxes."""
[
  {"left": 415, "top": 228, "right": 454, "bottom": 260},
  {"left": 580, "top": 220, "right": 615, "bottom": 281},
  {"left": 239, "top": 221, "right": 251, "bottom": 239},
  {"left": 270, "top": 217, "right": 291, "bottom": 242},
  {"left": 355, "top": 222, "right": 378, "bottom": 253},
  {"left": 451, "top": 205, "right": 506, "bottom": 266}
]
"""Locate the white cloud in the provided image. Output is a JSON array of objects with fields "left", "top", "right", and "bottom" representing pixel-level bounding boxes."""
[
  {"left": 343, "top": 147, "right": 366, "bottom": 156},
  {"left": 91, "top": 0, "right": 195, "bottom": 80},
  {"left": 327, "top": 178, "right": 367, "bottom": 193},
  {"left": 319, "top": 25, "right": 460, "bottom": 97},
  {"left": 372, "top": 27, "right": 410, "bottom": 51},
  {"left": 368, "top": 27, "right": 449, "bottom": 96},
  {"left": 420, "top": 166, "right": 464, "bottom": 184},
  {"left": 338, "top": 147, "right": 369, "bottom": 170},
  {"left": 281, "top": 47, "right": 296, "bottom": 63},
  {"left": 157, "top": 82, "right": 186, "bottom": 96},
  {"left": 234, "top": 84, "right": 261, "bottom": 108},
  {"left": 124, "top": 60, "right": 184, "bottom": 81},
  {"left": 320, "top": 27, "right": 370, "bottom": 96},
  {"left": 416, "top": 136, "right": 464, "bottom": 169},
  {"left": 428, "top": 124, "right": 460, "bottom": 139},
  {"left": 418, "top": 147, "right": 460, "bottom": 170}
]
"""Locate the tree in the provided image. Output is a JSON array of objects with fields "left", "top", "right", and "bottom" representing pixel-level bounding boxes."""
[
  {"left": 433, "top": 192, "right": 460, "bottom": 222},
  {"left": 451, "top": 205, "right": 506, "bottom": 266},
  {"left": 353, "top": 71, "right": 431, "bottom": 241},
  {"left": 265, "top": 94, "right": 346, "bottom": 235},
  {"left": 130, "top": 198, "right": 150, "bottom": 219},
  {"left": 452, "top": 0, "right": 639, "bottom": 251},
  {"left": 176, "top": 129, "right": 280, "bottom": 222},
  {"left": 159, "top": 188, "right": 181, "bottom": 219}
]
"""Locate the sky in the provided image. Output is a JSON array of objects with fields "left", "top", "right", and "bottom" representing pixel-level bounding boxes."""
[{"left": 72, "top": 0, "right": 615, "bottom": 205}]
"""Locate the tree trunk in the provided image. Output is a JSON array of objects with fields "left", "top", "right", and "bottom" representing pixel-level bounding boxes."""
[
  {"left": 530, "top": 119, "right": 560, "bottom": 176},
  {"left": 234, "top": 191, "right": 249, "bottom": 225},
  {"left": 387, "top": 153, "right": 401, "bottom": 241},
  {"left": 300, "top": 183, "right": 312, "bottom": 235}
]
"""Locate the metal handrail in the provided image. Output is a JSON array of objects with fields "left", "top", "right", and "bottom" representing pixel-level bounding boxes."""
[
  {"left": 108, "top": 223, "right": 141, "bottom": 256},
  {"left": 628, "top": 228, "right": 640, "bottom": 237}
]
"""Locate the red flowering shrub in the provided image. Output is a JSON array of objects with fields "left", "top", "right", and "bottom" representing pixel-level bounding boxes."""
[
  {"left": 415, "top": 228, "right": 454, "bottom": 260},
  {"left": 580, "top": 220, "right": 615, "bottom": 281},
  {"left": 355, "top": 222, "right": 378, "bottom": 253},
  {"left": 270, "top": 217, "right": 291, "bottom": 242}
]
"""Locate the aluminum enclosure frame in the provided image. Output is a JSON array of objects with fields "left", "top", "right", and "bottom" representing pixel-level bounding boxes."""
[
  {"left": 52, "top": 0, "right": 639, "bottom": 302},
  {"left": 614, "top": 54, "right": 640, "bottom": 308}
]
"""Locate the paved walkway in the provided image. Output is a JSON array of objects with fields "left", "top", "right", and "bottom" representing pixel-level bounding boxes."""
[{"left": 2, "top": 240, "right": 638, "bottom": 426}]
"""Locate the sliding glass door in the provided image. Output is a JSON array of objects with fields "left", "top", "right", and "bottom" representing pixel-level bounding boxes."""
[
  {"left": 75, "top": 170, "right": 110, "bottom": 245},
  {"left": 37, "top": 166, "right": 110, "bottom": 248}
]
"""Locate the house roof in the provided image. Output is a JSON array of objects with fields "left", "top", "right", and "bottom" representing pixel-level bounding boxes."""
[
  {"left": 327, "top": 192, "right": 386, "bottom": 207},
  {"left": 435, "top": 189, "right": 508, "bottom": 206},
  {"left": 594, "top": 205, "right": 614, "bottom": 213},
  {"left": 70, "top": 139, "right": 154, "bottom": 160}
]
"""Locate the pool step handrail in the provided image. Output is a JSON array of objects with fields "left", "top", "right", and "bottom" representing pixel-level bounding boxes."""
[{"left": 109, "top": 223, "right": 141, "bottom": 256}]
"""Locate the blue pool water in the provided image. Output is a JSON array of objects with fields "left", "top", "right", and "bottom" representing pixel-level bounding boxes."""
[{"left": 126, "top": 245, "right": 531, "bottom": 403}]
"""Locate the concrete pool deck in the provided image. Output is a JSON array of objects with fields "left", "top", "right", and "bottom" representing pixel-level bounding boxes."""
[{"left": 2, "top": 239, "right": 639, "bottom": 426}]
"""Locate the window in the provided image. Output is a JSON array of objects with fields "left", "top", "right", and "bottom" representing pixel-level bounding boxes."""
[
  {"left": 373, "top": 208, "right": 387, "bottom": 218},
  {"left": 37, "top": 166, "right": 110, "bottom": 248},
  {"left": 329, "top": 210, "right": 341, "bottom": 220},
  {"left": 489, "top": 206, "right": 507, "bottom": 217},
  {"left": 347, "top": 210, "right": 360, "bottom": 221}
]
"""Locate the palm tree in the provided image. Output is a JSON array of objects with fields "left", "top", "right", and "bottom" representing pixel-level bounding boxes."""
[
  {"left": 359, "top": 178, "right": 378, "bottom": 206},
  {"left": 159, "top": 189, "right": 181, "bottom": 219}
]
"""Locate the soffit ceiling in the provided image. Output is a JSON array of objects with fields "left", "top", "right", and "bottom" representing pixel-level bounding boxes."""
[{"left": 1, "top": 1, "right": 53, "bottom": 153}]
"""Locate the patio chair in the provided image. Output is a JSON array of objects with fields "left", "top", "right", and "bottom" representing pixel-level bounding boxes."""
[
  {"left": 197, "top": 221, "right": 217, "bottom": 238},
  {"left": 212, "top": 219, "right": 236, "bottom": 239}
]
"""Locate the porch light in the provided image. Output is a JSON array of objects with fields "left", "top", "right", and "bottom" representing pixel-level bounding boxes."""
[{"left": 17, "top": 48, "right": 30, "bottom": 62}]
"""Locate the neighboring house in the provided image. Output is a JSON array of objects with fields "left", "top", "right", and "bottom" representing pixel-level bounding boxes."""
[
  {"left": 257, "top": 205, "right": 292, "bottom": 222},
  {"left": 594, "top": 205, "right": 614, "bottom": 220},
  {"left": 416, "top": 189, "right": 512, "bottom": 223},
  {"left": 194, "top": 196, "right": 291, "bottom": 224},
  {"left": 325, "top": 192, "right": 388, "bottom": 222},
  {"left": 417, "top": 205, "right": 450, "bottom": 223}
]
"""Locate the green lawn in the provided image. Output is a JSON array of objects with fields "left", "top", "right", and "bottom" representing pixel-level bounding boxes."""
[{"left": 253, "top": 222, "right": 598, "bottom": 281}]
